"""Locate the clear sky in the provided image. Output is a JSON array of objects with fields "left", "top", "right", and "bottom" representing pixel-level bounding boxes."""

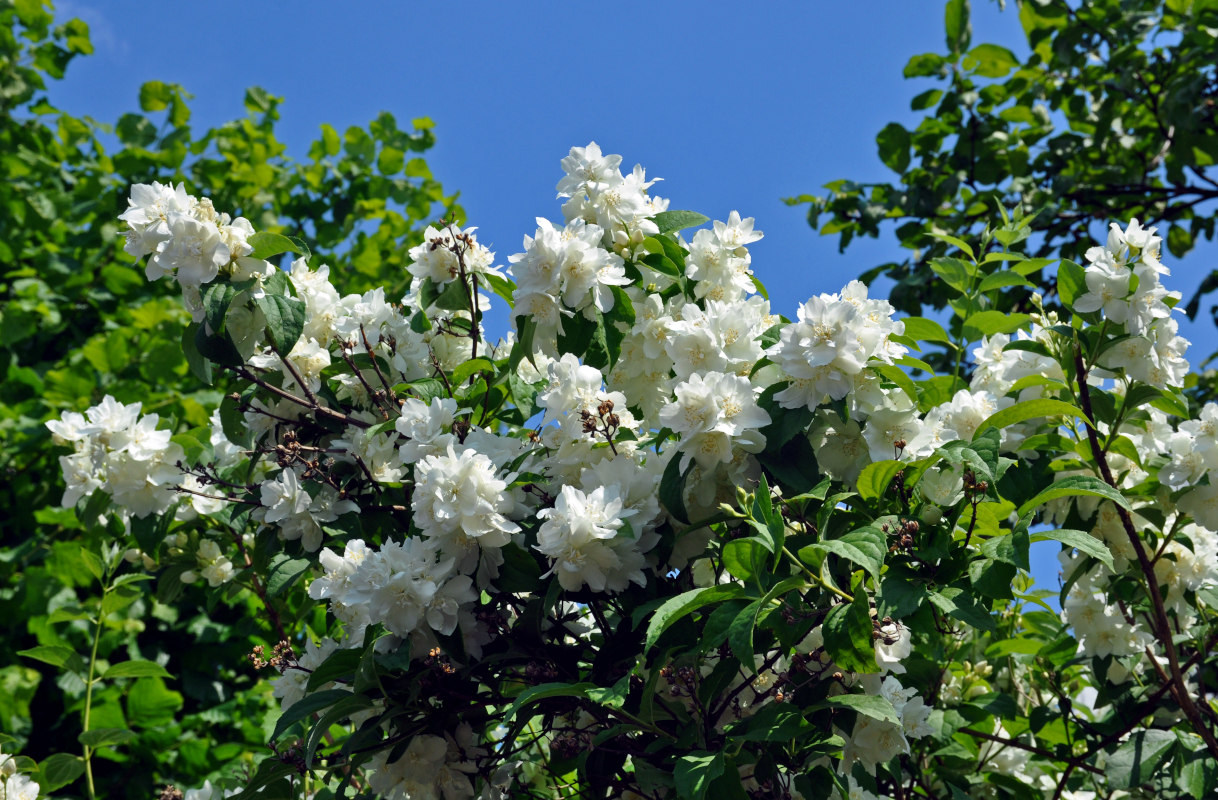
[{"left": 47, "top": 0, "right": 1218, "bottom": 600}]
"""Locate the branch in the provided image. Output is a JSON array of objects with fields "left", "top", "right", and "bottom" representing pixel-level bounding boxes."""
[{"left": 1072, "top": 343, "right": 1218, "bottom": 760}]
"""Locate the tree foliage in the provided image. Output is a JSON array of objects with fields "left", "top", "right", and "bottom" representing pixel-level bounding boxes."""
[
  {"left": 793, "top": 0, "right": 1218, "bottom": 344},
  {"left": 0, "top": 1, "right": 459, "bottom": 795}
]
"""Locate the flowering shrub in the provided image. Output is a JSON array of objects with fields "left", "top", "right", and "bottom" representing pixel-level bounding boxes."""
[{"left": 33, "top": 143, "right": 1218, "bottom": 799}]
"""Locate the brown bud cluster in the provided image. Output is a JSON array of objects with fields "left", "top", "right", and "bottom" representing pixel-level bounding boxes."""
[{"left": 249, "top": 640, "right": 297, "bottom": 673}]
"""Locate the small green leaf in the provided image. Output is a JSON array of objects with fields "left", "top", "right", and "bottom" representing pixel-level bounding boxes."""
[
  {"left": 1030, "top": 529, "right": 1114, "bottom": 571},
  {"left": 722, "top": 538, "right": 769, "bottom": 582},
  {"left": 1057, "top": 260, "right": 1087, "bottom": 309},
  {"left": 271, "top": 689, "right": 352, "bottom": 742},
  {"left": 247, "top": 232, "right": 309, "bottom": 262},
  {"left": 818, "top": 693, "right": 900, "bottom": 725},
  {"left": 503, "top": 682, "right": 594, "bottom": 722},
  {"left": 38, "top": 753, "right": 85, "bottom": 792},
  {"left": 651, "top": 210, "right": 710, "bottom": 234},
  {"left": 801, "top": 526, "right": 887, "bottom": 580},
  {"left": 977, "top": 270, "right": 1035, "bottom": 292},
  {"left": 963, "top": 43, "right": 1019, "bottom": 77},
  {"left": 929, "top": 585, "right": 995, "bottom": 631},
  {"left": 1017, "top": 476, "right": 1131, "bottom": 518},
  {"left": 974, "top": 398, "right": 1080, "bottom": 434},
  {"left": 963, "top": 311, "right": 1032, "bottom": 341},
  {"left": 1106, "top": 729, "right": 1176, "bottom": 788},
  {"left": 876, "top": 123, "right": 911, "bottom": 173},
  {"left": 901, "top": 316, "right": 951, "bottom": 343},
  {"left": 823, "top": 578, "right": 878, "bottom": 673},
  {"left": 945, "top": 0, "right": 972, "bottom": 55},
  {"left": 857, "top": 460, "right": 904, "bottom": 502},
  {"left": 659, "top": 454, "right": 693, "bottom": 525},
  {"left": 18, "top": 645, "right": 86, "bottom": 674},
  {"left": 675, "top": 752, "right": 724, "bottom": 800},
  {"left": 254, "top": 293, "right": 306, "bottom": 356},
  {"left": 266, "top": 554, "right": 312, "bottom": 597},
  {"left": 102, "top": 660, "right": 172, "bottom": 680},
  {"left": 78, "top": 728, "right": 138, "bottom": 748},
  {"left": 644, "top": 585, "right": 744, "bottom": 652}
]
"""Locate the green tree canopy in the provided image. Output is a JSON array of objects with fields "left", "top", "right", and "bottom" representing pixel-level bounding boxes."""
[
  {"left": 794, "top": 0, "right": 1218, "bottom": 342},
  {"left": 0, "top": 1, "right": 460, "bottom": 794}
]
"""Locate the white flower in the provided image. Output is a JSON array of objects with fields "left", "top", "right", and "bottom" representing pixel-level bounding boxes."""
[
  {"left": 535, "top": 484, "right": 647, "bottom": 592},
  {"left": 413, "top": 445, "right": 520, "bottom": 572},
  {"left": 148, "top": 213, "right": 230, "bottom": 287},
  {"left": 408, "top": 225, "right": 501, "bottom": 287},
  {"left": 874, "top": 620, "right": 912, "bottom": 674},
  {"left": 659, "top": 371, "right": 770, "bottom": 470}
]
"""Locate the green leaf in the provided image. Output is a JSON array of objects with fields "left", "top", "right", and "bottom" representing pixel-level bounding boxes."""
[
  {"left": 818, "top": 693, "right": 900, "bottom": 725},
  {"left": 977, "top": 270, "right": 1035, "bottom": 292},
  {"left": 37, "top": 753, "right": 85, "bottom": 792},
  {"left": 901, "top": 316, "right": 951, "bottom": 343},
  {"left": 451, "top": 357, "right": 495, "bottom": 385},
  {"left": 102, "top": 660, "right": 172, "bottom": 680},
  {"left": 271, "top": 689, "right": 352, "bottom": 742},
  {"left": 659, "top": 454, "right": 693, "bottom": 525},
  {"left": 962, "top": 311, "right": 1032, "bottom": 341},
  {"left": 877, "top": 123, "right": 911, "bottom": 173},
  {"left": 266, "top": 554, "right": 312, "bottom": 597},
  {"left": 823, "top": 579, "right": 878, "bottom": 673},
  {"left": 929, "top": 232, "right": 976, "bottom": 261},
  {"left": 675, "top": 752, "right": 724, "bottom": 800},
  {"left": 1017, "top": 476, "right": 1131, "bottom": 518},
  {"left": 975, "top": 398, "right": 1080, "bottom": 434},
  {"left": 304, "top": 693, "right": 375, "bottom": 768},
  {"left": 652, "top": 210, "right": 710, "bottom": 234},
  {"left": 138, "top": 80, "right": 172, "bottom": 112},
  {"left": 246, "top": 231, "right": 309, "bottom": 262},
  {"left": 644, "top": 585, "right": 744, "bottom": 652},
  {"left": 801, "top": 526, "right": 887, "bottom": 580},
  {"left": 126, "top": 677, "right": 183, "bottom": 727},
  {"left": 929, "top": 586, "right": 995, "bottom": 631},
  {"left": 432, "top": 277, "right": 471, "bottom": 312},
  {"left": 722, "top": 538, "right": 769, "bottom": 582},
  {"left": 945, "top": 0, "right": 971, "bottom": 54},
  {"left": 181, "top": 323, "right": 213, "bottom": 386},
  {"left": 878, "top": 574, "right": 926, "bottom": 618},
  {"left": 1057, "top": 260, "right": 1087, "bottom": 309},
  {"left": 727, "top": 599, "right": 764, "bottom": 671},
  {"left": 857, "top": 460, "right": 903, "bottom": 502},
  {"left": 930, "top": 257, "right": 972, "bottom": 293},
  {"left": 503, "top": 682, "right": 594, "bottom": 722},
  {"left": 586, "top": 675, "right": 630, "bottom": 710},
  {"left": 254, "top": 293, "right": 306, "bottom": 356},
  {"left": 1030, "top": 529, "right": 1114, "bottom": 571},
  {"left": 18, "top": 645, "right": 86, "bottom": 674},
  {"left": 78, "top": 727, "right": 138, "bottom": 748},
  {"left": 963, "top": 43, "right": 1018, "bottom": 77},
  {"left": 1106, "top": 729, "right": 1176, "bottom": 788}
]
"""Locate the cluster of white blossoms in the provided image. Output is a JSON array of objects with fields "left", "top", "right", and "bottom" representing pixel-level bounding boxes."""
[
  {"left": 556, "top": 141, "right": 669, "bottom": 250},
  {"left": 47, "top": 395, "right": 184, "bottom": 519},
  {"left": 119, "top": 181, "right": 256, "bottom": 311},
  {"left": 365, "top": 725, "right": 482, "bottom": 800},
  {"left": 0, "top": 745, "right": 39, "bottom": 800},
  {"left": 75, "top": 145, "right": 1218, "bottom": 800}
]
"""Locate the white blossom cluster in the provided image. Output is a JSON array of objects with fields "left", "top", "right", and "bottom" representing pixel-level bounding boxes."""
[
  {"left": 46, "top": 395, "right": 184, "bottom": 519},
  {"left": 84, "top": 147, "right": 1218, "bottom": 799},
  {"left": 119, "top": 181, "right": 257, "bottom": 317},
  {"left": 0, "top": 744, "right": 39, "bottom": 800}
]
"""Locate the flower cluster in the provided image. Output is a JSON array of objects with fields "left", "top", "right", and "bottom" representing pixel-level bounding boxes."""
[
  {"left": 47, "top": 395, "right": 184, "bottom": 519},
  {"left": 47, "top": 146, "right": 1218, "bottom": 800}
]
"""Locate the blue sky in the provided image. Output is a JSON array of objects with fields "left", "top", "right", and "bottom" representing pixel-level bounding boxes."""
[{"left": 48, "top": 0, "right": 1218, "bottom": 597}]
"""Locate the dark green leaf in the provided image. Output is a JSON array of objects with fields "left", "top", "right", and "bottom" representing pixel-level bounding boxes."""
[{"left": 102, "top": 660, "right": 172, "bottom": 679}]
